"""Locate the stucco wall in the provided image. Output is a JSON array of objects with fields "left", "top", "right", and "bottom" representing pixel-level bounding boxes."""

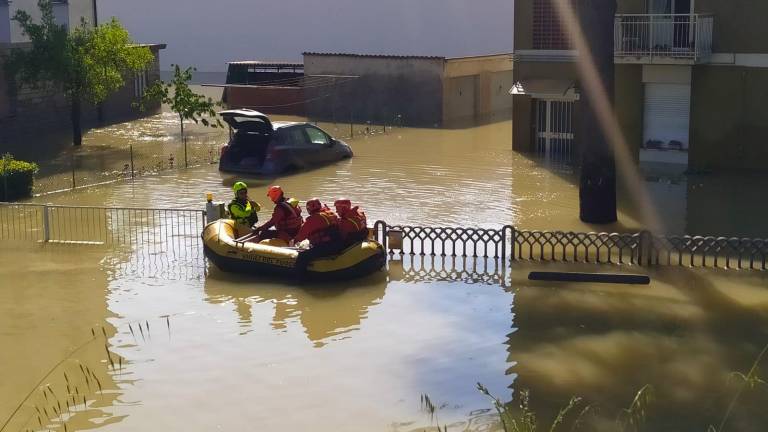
[
  {"left": 513, "top": 0, "right": 533, "bottom": 51},
  {"left": 303, "top": 54, "right": 445, "bottom": 127},
  {"left": 443, "top": 55, "right": 514, "bottom": 127},
  {"left": 512, "top": 94, "right": 534, "bottom": 152},
  {"left": 689, "top": 65, "right": 768, "bottom": 172},
  {"left": 695, "top": 0, "right": 768, "bottom": 54}
]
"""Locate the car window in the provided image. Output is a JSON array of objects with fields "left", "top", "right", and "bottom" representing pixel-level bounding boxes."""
[
  {"left": 305, "top": 127, "right": 330, "bottom": 145},
  {"left": 285, "top": 128, "right": 309, "bottom": 146}
]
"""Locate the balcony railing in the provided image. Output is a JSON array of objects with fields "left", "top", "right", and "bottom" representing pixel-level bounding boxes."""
[{"left": 615, "top": 14, "right": 713, "bottom": 63}]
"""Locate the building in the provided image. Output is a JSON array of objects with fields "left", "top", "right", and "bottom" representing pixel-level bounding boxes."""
[
  {"left": 0, "top": 0, "right": 165, "bottom": 147},
  {"left": 512, "top": 0, "right": 768, "bottom": 172},
  {"left": 221, "top": 61, "right": 306, "bottom": 116},
  {"left": 303, "top": 52, "right": 514, "bottom": 128}
]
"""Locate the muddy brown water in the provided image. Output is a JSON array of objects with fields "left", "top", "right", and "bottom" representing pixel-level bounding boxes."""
[{"left": 2, "top": 109, "right": 768, "bottom": 431}]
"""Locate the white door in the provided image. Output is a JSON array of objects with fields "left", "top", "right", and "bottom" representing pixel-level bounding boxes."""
[
  {"left": 643, "top": 83, "right": 691, "bottom": 151},
  {"left": 535, "top": 99, "right": 575, "bottom": 162}
]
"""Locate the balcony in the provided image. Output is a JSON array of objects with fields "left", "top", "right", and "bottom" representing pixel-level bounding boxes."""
[{"left": 614, "top": 14, "right": 713, "bottom": 64}]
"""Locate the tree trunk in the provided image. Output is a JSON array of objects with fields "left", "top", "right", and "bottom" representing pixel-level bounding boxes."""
[
  {"left": 578, "top": 0, "right": 617, "bottom": 224},
  {"left": 179, "top": 115, "right": 185, "bottom": 144},
  {"left": 71, "top": 95, "right": 83, "bottom": 146}
]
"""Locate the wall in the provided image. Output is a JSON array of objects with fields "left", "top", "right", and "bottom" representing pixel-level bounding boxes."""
[
  {"left": 224, "top": 86, "right": 305, "bottom": 116},
  {"left": 303, "top": 54, "right": 445, "bottom": 127},
  {"left": 512, "top": 94, "right": 534, "bottom": 152},
  {"left": 67, "top": 0, "right": 94, "bottom": 28},
  {"left": 443, "top": 54, "right": 514, "bottom": 127},
  {"left": 513, "top": 0, "right": 533, "bottom": 51},
  {"left": 689, "top": 65, "right": 768, "bottom": 172},
  {"left": 695, "top": 0, "right": 768, "bottom": 54},
  {"left": 614, "top": 64, "right": 644, "bottom": 163},
  {"left": 0, "top": 2, "right": 10, "bottom": 43},
  {"left": 616, "top": 0, "right": 646, "bottom": 14}
]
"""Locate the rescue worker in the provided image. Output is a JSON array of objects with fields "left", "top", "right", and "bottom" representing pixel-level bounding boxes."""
[
  {"left": 293, "top": 198, "right": 343, "bottom": 275},
  {"left": 334, "top": 198, "right": 369, "bottom": 246},
  {"left": 228, "top": 181, "right": 261, "bottom": 238},
  {"left": 253, "top": 185, "right": 303, "bottom": 243}
]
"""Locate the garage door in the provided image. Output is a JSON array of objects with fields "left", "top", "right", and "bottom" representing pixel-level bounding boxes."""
[{"left": 643, "top": 83, "right": 691, "bottom": 149}]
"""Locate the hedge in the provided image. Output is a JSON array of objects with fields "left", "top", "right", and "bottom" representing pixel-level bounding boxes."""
[{"left": 0, "top": 155, "right": 39, "bottom": 201}]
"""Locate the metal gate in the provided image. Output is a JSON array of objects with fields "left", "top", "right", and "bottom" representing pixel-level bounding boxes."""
[{"left": 535, "top": 99, "right": 575, "bottom": 163}]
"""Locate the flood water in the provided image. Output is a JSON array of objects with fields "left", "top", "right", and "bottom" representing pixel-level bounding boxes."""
[{"left": 2, "top": 106, "right": 768, "bottom": 431}]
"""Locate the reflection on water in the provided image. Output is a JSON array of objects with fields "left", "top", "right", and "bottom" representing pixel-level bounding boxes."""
[
  {"left": 204, "top": 267, "right": 388, "bottom": 346},
  {"left": 508, "top": 262, "right": 768, "bottom": 431}
]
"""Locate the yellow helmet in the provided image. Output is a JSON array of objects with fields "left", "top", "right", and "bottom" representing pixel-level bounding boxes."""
[{"left": 233, "top": 181, "right": 248, "bottom": 195}]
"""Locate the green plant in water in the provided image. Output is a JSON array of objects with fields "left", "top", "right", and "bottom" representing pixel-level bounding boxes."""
[
  {"left": 616, "top": 385, "right": 654, "bottom": 432},
  {"left": 709, "top": 343, "right": 768, "bottom": 432},
  {"left": 476, "top": 383, "right": 584, "bottom": 432}
]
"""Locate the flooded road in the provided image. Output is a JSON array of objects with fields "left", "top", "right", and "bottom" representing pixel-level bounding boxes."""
[{"left": 2, "top": 108, "right": 768, "bottom": 431}]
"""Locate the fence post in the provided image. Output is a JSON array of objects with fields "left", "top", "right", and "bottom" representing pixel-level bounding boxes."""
[
  {"left": 42, "top": 205, "right": 50, "bottom": 242},
  {"left": 71, "top": 153, "right": 76, "bottom": 190},
  {"left": 639, "top": 230, "right": 652, "bottom": 266},
  {"left": 130, "top": 145, "right": 135, "bottom": 179}
]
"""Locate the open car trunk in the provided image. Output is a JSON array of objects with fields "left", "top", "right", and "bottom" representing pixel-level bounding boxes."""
[{"left": 220, "top": 110, "right": 274, "bottom": 168}]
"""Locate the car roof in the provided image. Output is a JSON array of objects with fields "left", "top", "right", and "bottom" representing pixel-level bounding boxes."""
[{"left": 272, "top": 121, "right": 305, "bottom": 129}]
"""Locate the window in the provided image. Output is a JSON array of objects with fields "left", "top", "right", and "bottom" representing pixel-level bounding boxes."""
[
  {"left": 134, "top": 70, "right": 148, "bottom": 99},
  {"left": 533, "top": 0, "right": 571, "bottom": 50},
  {"left": 286, "top": 128, "right": 309, "bottom": 146},
  {"left": 305, "top": 127, "right": 330, "bottom": 145}
]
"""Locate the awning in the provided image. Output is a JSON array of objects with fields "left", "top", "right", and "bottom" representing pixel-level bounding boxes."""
[{"left": 509, "top": 79, "right": 579, "bottom": 100}]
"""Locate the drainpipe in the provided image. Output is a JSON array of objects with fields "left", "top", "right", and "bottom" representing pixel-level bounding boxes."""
[{"left": 93, "top": 0, "right": 98, "bottom": 26}]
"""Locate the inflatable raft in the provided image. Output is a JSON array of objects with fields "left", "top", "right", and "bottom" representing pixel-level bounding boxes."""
[{"left": 202, "top": 219, "right": 387, "bottom": 280}]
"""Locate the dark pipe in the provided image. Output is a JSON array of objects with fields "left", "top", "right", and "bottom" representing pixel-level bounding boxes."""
[{"left": 528, "top": 271, "right": 650, "bottom": 285}]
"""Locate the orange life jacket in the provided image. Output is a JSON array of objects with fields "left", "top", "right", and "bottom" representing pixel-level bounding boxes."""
[
  {"left": 275, "top": 198, "right": 303, "bottom": 234},
  {"left": 306, "top": 209, "right": 339, "bottom": 245},
  {"left": 339, "top": 207, "right": 367, "bottom": 239}
]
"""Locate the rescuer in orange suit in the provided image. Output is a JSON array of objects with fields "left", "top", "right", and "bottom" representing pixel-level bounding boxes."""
[
  {"left": 334, "top": 198, "right": 369, "bottom": 246},
  {"left": 293, "top": 198, "right": 344, "bottom": 275},
  {"left": 253, "top": 185, "right": 303, "bottom": 243}
]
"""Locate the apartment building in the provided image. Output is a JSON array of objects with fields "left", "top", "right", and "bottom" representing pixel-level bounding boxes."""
[{"left": 512, "top": 0, "right": 768, "bottom": 172}]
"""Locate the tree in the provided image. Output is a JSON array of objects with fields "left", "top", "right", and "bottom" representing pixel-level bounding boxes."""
[
  {"left": 576, "top": 0, "right": 618, "bottom": 224},
  {"left": 139, "top": 64, "right": 223, "bottom": 145},
  {"left": 4, "top": 0, "right": 153, "bottom": 146}
]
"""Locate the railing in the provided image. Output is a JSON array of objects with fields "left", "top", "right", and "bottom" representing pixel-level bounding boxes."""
[
  {"left": 614, "top": 14, "right": 713, "bottom": 63},
  {"left": 2, "top": 204, "right": 767, "bottom": 272},
  {"left": 373, "top": 222, "right": 768, "bottom": 271},
  {"left": 0, "top": 203, "right": 205, "bottom": 259}
]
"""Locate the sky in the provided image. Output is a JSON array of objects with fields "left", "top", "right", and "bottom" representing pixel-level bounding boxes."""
[{"left": 99, "top": 0, "right": 514, "bottom": 72}]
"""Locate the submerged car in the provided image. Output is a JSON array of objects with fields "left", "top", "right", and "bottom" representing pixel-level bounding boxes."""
[{"left": 218, "top": 109, "right": 353, "bottom": 175}]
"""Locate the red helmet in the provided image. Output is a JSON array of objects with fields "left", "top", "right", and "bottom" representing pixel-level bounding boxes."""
[
  {"left": 306, "top": 198, "right": 323, "bottom": 213},
  {"left": 334, "top": 198, "right": 352, "bottom": 212},
  {"left": 267, "top": 185, "right": 284, "bottom": 203}
]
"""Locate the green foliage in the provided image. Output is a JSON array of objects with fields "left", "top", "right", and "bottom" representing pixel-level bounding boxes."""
[
  {"left": 0, "top": 154, "right": 39, "bottom": 201},
  {"left": 4, "top": 0, "right": 153, "bottom": 144},
  {"left": 139, "top": 64, "right": 223, "bottom": 140}
]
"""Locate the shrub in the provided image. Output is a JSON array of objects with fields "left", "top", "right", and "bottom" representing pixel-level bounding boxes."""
[{"left": 0, "top": 154, "right": 38, "bottom": 201}]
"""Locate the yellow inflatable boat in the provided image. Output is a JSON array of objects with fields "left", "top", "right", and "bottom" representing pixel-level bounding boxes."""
[{"left": 202, "top": 219, "right": 387, "bottom": 280}]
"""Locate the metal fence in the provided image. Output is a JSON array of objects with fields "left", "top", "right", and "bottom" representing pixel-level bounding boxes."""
[
  {"left": 2, "top": 204, "right": 767, "bottom": 272},
  {"left": 0, "top": 203, "right": 205, "bottom": 260},
  {"left": 614, "top": 14, "right": 714, "bottom": 62},
  {"left": 373, "top": 222, "right": 768, "bottom": 271}
]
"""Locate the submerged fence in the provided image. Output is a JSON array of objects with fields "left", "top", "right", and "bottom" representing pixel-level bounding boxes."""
[{"left": 1, "top": 203, "right": 767, "bottom": 272}]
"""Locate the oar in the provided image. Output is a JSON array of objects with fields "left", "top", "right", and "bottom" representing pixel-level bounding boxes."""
[{"left": 236, "top": 232, "right": 259, "bottom": 243}]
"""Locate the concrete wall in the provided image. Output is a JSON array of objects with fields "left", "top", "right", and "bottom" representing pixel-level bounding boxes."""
[
  {"left": 616, "top": 0, "right": 646, "bottom": 14},
  {"left": 224, "top": 86, "right": 305, "bottom": 116},
  {"left": 513, "top": 0, "right": 533, "bottom": 51},
  {"left": 443, "top": 54, "right": 514, "bottom": 127},
  {"left": 303, "top": 53, "right": 445, "bottom": 127},
  {"left": 512, "top": 94, "right": 534, "bottom": 152},
  {"left": 68, "top": 0, "right": 94, "bottom": 28},
  {"left": 695, "top": 0, "right": 768, "bottom": 53},
  {"left": 614, "top": 64, "right": 644, "bottom": 163},
  {"left": 689, "top": 65, "right": 768, "bottom": 172},
  {"left": 0, "top": 2, "right": 11, "bottom": 43}
]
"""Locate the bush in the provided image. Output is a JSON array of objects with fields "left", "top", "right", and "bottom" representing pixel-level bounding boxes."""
[{"left": 0, "top": 154, "right": 38, "bottom": 201}]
